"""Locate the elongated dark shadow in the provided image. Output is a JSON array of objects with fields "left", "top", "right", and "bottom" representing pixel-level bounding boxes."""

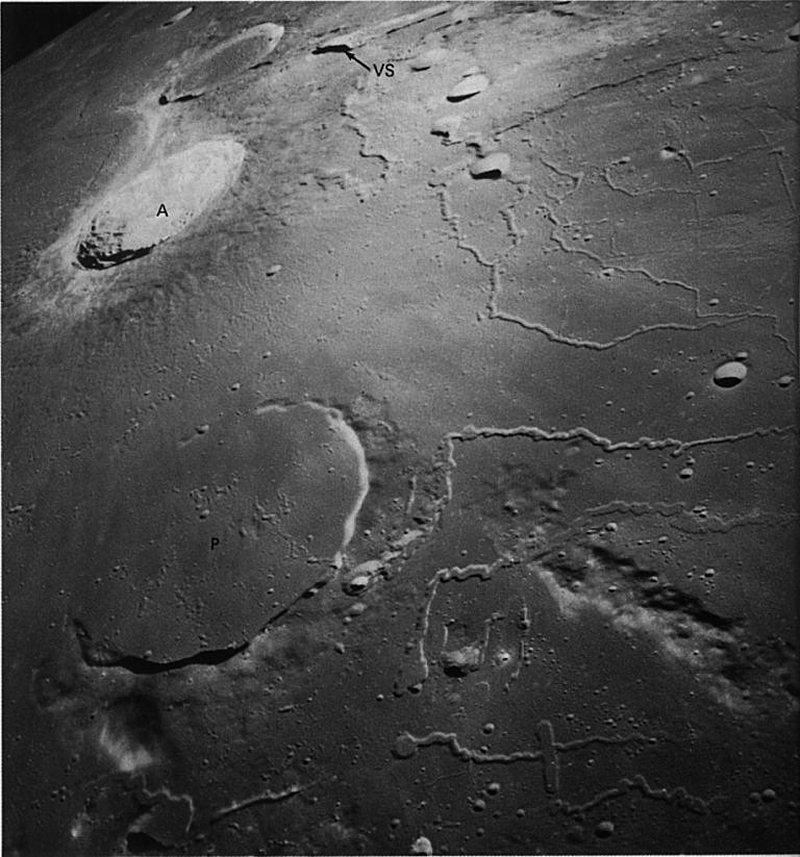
[
  {"left": 312, "top": 43, "right": 352, "bottom": 55},
  {"left": 73, "top": 619, "right": 246, "bottom": 674}
]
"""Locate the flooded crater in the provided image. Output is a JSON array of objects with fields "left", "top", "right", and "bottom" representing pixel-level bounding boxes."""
[
  {"left": 60, "top": 399, "right": 369, "bottom": 663},
  {"left": 161, "top": 22, "right": 284, "bottom": 102}
]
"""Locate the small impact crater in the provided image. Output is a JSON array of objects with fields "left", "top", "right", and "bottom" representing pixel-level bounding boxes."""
[
  {"left": 75, "top": 139, "right": 245, "bottom": 270},
  {"left": 469, "top": 151, "right": 511, "bottom": 180},
  {"left": 409, "top": 47, "right": 450, "bottom": 70},
  {"left": 713, "top": 360, "right": 748, "bottom": 389},
  {"left": 161, "top": 6, "right": 193, "bottom": 28},
  {"left": 447, "top": 72, "right": 489, "bottom": 102},
  {"left": 431, "top": 115, "right": 463, "bottom": 142}
]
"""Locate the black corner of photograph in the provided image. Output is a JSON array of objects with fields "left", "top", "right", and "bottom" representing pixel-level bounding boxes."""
[{"left": 1, "top": 2, "right": 103, "bottom": 71}]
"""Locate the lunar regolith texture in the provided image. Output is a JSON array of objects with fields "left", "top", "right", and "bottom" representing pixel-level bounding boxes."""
[{"left": 2, "top": 2, "right": 798, "bottom": 855}]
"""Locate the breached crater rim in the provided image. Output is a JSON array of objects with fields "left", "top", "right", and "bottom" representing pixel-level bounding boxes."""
[{"left": 255, "top": 401, "right": 370, "bottom": 568}]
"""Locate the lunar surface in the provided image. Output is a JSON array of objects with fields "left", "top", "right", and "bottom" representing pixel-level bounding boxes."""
[{"left": 2, "top": 2, "right": 798, "bottom": 855}]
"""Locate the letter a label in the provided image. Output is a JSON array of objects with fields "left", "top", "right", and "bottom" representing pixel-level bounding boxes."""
[{"left": 156, "top": 204, "right": 169, "bottom": 217}]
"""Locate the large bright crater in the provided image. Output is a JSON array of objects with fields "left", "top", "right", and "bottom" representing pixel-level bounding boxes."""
[{"left": 75, "top": 138, "right": 245, "bottom": 269}]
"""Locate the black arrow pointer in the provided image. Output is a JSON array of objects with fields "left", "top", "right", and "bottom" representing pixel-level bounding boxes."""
[{"left": 345, "top": 50, "right": 371, "bottom": 72}]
